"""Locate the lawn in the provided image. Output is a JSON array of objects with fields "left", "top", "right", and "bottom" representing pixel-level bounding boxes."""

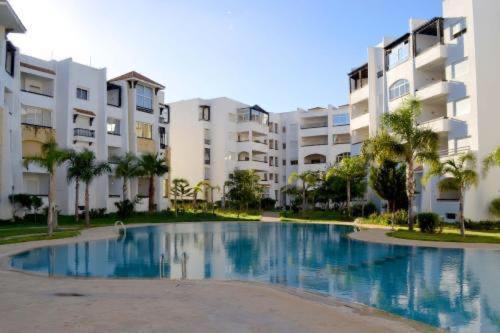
[
  {"left": 0, "top": 210, "right": 261, "bottom": 245},
  {"left": 388, "top": 228, "right": 500, "bottom": 244},
  {"left": 280, "top": 210, "right": 353, "bottom": 222}
]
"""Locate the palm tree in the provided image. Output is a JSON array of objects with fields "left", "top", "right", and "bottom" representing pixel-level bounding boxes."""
[
  {"left": 23, "top": 137, "right": 69, "bottom": 236},
  {"left": 66, "top": 150, "right": 88, "bottom": 222},
  {"left": 114, "top": 152, "right": 140, "bottom": 200},
  {"left": 425, "top": 152, "right": 478, "bottom": 237},
  {"left": 138, "top": 153, "right": 169, "bottom": 213},
  {"left": 192, "top": 181, "right": 205, "bottom": 210},
  {"left": 482, "top": 147, "right": 500, "bottom": 176},
  {"left": 206, "top": 183, "right": 220, "bottom": 215},
  {"left": 288, "top": 171, "right": 318, "bottom": 211},
  {"left": 326, "top": 156, "right": 366, "bottom": 217},
  {"left": 79, "top": 150, "right": 111, "bottom": 227},
  {"left": 362, "top": 97, "right": 439, "bottom": 230},
  {"left": 171, "top": 178, "right": 190, "bottom": 214}
]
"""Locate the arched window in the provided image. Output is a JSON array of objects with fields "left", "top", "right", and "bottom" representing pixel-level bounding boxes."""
[
  {"left": 304, "top": 154, "right": 326, "bottom": 165},
  {"left": 335, "top": 152, "right": 351, "bottom": 164},
  {"left": 389, "top": 79, "right": 410, "bottom": 100},
  {"left": 238, "top": 152, "right": 249, "bottom": 161}
]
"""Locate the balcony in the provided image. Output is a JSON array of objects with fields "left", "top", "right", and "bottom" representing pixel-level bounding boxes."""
[
  {"left": 415, "top": 44, "right": 447, "bottom": 71},
  {"left": 350, "top": 85, "right": 369, "bottom": 105},
  {"left": 137, "top": 137, "right": 156, "bottom": 154},
  {"left": 416, "top": 81, "right": 449, "bottom": 102},
  {"left": 74, "top": 128, "right": 95, "bottom": 138},
  {"left": 418, "top": 116, "right": 449, "bottom": 133},
  {"left": 351, "top": 142, "right": 364, "bottom": 156},
  {"left": 350, "top": 112, "right": 369, "bottom": 131},
  {"left": 20, "top": 72, "right": 54, "bottom": 98}
]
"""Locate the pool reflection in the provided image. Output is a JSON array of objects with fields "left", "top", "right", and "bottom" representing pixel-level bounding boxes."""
[{"left": 10, "top": 222, "right": 500, "bottom": 332}]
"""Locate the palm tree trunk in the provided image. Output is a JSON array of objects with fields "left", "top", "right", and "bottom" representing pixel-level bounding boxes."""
[
  {"left": 47, "top": 172, "right": 56, "bottom": 236},
  {"left": 122, "top": 177, "right": 128, "bottom": 200},
  {"left": 406, "top": 159, "right": 415, "bottom": 231},
  {"left": 74, "top": 178, "right": 79, "bottom": 222},
  {"left": 148, "top": 176, "right": 155, "bottom": 213},
  {"left": 347, "top": 180, "right": 351, "bottom": 217},
  {"left": 85, "top": 183, "right": 90, "bottom": 227},
  {"left": 459, "top": 191, "right": 465, "bottom": 237}
]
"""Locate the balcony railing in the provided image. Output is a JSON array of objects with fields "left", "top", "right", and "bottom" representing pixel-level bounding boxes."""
[
  {"left": 74, "top": 128, "right": 95, "bottom": 138},
  {"left": 252, "top": 157, "right": 268, "bottom": 163},
  {"left": 21, "top": 120, "right": 52, "bottom": 129},
  {"left": 300, "top": 122, "right": 328, "bottom": 129},
  {"left": 439, "top": 146, "right": 470, "bottom": 157},
  {"left": 21, "top": 88, "right": 54, "bottom": 98},
  {"left": 301, "top": 143, "right": 328, "bottom": 147},
  {"left": 253, "top": 139, "right": 268, "bottom": 145}
]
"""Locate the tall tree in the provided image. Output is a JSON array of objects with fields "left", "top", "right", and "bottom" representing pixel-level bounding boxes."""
[
  {"left": 287, "top": 171, "right": 319, "bottom": 210},
  {"left": 114, "top": 152, "right": 141, "bottom": 200},
  {"left": 425, "top": 152, "right": 478, "bottom": 237},
  {"left": 23, "top": 137, "right": 69, "bottom": 235},
  {"left": 226, "top": 170, "right": 262, "bottom": 216},
  {"left": 363, "top": 97, "right": 439, "bottom": 230},
  {"left": 369, "top": 160, "right": 408, "bottom": 212},
  {"left": 79, "top": 150, "right": 111, "bottom": 227},
  {"left": 326, "top": 156, "right": 367, "bottom": 216},
  {"left": 138, "top": 153, "right": 169, "bottom": 213},
  {"left": 482, "top": 146, "right": 500, "bottom": 176},
  {"left": 192, "top": 181, "right": 205, "bottom": 210},
  {"left": 66, "top": 150, "right": 88, "bottom": 222}
]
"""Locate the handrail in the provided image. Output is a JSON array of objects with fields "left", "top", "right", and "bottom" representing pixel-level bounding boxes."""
[{"left": 114, "top": 220, "right": 126, "bottom": 236}]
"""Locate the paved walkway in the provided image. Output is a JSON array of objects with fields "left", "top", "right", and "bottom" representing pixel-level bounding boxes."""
[{"left": 0, "top": 224, "right": 434, "bottom": 333}]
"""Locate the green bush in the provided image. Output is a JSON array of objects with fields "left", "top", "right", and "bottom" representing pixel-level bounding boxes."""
[
  {"left": 362, "top": 210, "right": 408, "bottom": 226},
  {"left": 89, "top": 208, "right": 107, "bottom": 218},
  {"left": 417, "top": 212, "right": 441, "bottom": 234},
  {"left": 489, "top": 198, "right": 500, "bottom": 218},
  {"left": 115, "top": 199, "right": 136, "bottom": 220},
  {"left": 261, "top": 198, "right": 276, "bottom": 210},
  {"left": 463, "top": 220, "right": 500, "bottom": 231}
]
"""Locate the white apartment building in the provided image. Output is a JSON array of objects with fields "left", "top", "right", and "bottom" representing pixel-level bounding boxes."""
[
  {"left": 0, "top": 1, "right": 170, "bottom": 219},
  {"left": 168, "top": 99, "right": 351, "bottom": 207},
  {"left": 348, "top": 0, "right": 500, "bottom": 221}
]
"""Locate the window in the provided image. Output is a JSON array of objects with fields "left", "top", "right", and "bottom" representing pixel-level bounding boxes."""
[
  {"left": 275, "top": 140, "right": 278, "bottom": 150},
  {"left": 282, "top": 126, "right": 286, "bottom": 133},
  {"left": 451, "top": 58, "right": 468, "bottom": 79},
  {"left": 204, "top": 148, "right": 211, "bottom": 165},
  {"left": 282, "top": 143, "right": 286, "bottom": 149},
  {"left": 269, "top": 156, "right": 274, "bottom": 166},
  {"left": 107, "top": 118, "right": 120, "bottom": 135},
  {"left": 159, "top": 127, "right": 167, "bottom": 148},
  {"left": 389, "top": 79, "right": 410, "bottom": 100},
  {"left": 274, "top": 123, "right": 278, "bottom": 133},
  {"left": 204, "top": 129, "right": 211, "bottom": 145},
  {"left": 76, "top": 88, "right": 89, "bottom": 100},
  {"left": 21, "top": 106, "right": 52, "bottom": 127},
  {"left": 282, "top": 159, "right": 286, "bottom": 166},
  {"left": 335, "top": 152, "right": 351, "bottom": 163},
  {"left": 269, "top": 173, "right": 274, "bottom": 180},
  {"left": 291, "top": 160, "right": 298, "bottom": 165},
  {"left": 5, "top": 41, "right": 15, "bottom": 77},
  {"left": 107, "top": 85, "right": 121, "bottom": 107},
  {"left": 387, "top": 40, "right": 409, "bottom": 69},
  {"left": 333, "top": 113, "right": 350, "bottom": 126},
  {"left": 199, "top": 106, "right": 210, "bottom": 121},
  {"left": 136, "top": 84, "right": 153, "bottom": 110},
  {"left": 454, "top": 97, "right": 470, "bottom": 116},
  {"left": 275, "top": 174, "right": 279, "bottom": 184},
  {"left": 160, "top": 105, "right": 170, "bottom": 123},
  {"left": 136, "top": 122, "right": 152, "bottom": 139},
  {"left": 204, "top": 167, "right": 210, "bottom": 180},
  {"left": 452, "top": 20, "right": 467, "bottom": 40}
]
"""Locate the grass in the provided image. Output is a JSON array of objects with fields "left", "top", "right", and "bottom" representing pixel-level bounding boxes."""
[
  {"left": 388, "top": 228, "right": 500, "bottom": 244},
  {"left": 280, "top": 210, "right": 353, "bottom": 222},
  {"left": 0, "top": 209, "right": 261, "bottom": 245}
]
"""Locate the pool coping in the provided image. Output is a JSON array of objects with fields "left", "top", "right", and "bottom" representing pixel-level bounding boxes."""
[{"left": 0, "top": 222, "right": 441, "bottom": 333}]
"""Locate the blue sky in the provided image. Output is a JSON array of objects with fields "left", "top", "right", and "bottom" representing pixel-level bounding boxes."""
[{"left": 9, "top": 0, "right": 441, "bottom": 112}]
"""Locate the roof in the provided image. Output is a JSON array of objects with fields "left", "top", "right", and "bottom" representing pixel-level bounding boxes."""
[
  {"left": 109, "top": 71, "right": 165, "bottom": 89},
  {"left": 20, "top": 62, "right": 56, "bottom": 75},
  {"left": 74, "top": 108, "right": 96, "bottom": 117},
  {"left": 0, "top": 0, "right": 26, "bottom": 33}
]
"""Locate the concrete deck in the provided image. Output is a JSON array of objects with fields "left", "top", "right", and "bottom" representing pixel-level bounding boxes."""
[{"left": 0, "top": 223, "right": 436, "bottom": 333}]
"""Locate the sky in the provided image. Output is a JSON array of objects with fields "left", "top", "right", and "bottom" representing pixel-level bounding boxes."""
[{"left": 8, "top": 0, "right": 441, "bottom": 112}]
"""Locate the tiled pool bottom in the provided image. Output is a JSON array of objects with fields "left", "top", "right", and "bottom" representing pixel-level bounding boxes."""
[{"left": 10, "top": 222, "right": 500, "bottom": 332}]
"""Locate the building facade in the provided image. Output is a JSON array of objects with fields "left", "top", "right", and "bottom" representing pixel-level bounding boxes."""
[
  {"left": 168, "top": 99, "right": 351, "bottom": 207},
  {"left": 348, "top": 0, "right": 500, "bottom": 221}
]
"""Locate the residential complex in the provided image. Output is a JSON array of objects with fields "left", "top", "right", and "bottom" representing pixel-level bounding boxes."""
[
  {"left": 0, "top": 0, "right": 499, "bottom": 221},
  {"left": 169, "top": 99, "right": 350, "bottom": 204},
  {"left": 348, "top": 0, "right": 500, "bottom": 221}
]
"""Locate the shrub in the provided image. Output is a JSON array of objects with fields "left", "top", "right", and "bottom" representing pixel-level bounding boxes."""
[
  {"left": 362, "top": 210, "right": 408, "bottom": 226},
  {"left": 89, "top": 208, "right": 107, "bottom": 218},
  {"left": 417, "top": 212, "right": 441, "bottom": 233},
  {"left": 463, "top": 220, "right": 500, "bottom": 231},
  {"left": 261, "top": 198, "right": 276, "bottom": 210},
  {"left": 115, "top": 199, "right": 136, "bottom": 220},
  {"left": 489, "top": 198, "right": 500, "bottom": 218},
  {"left": 351, "top": 202, "right": 378, "bottom": 217}
]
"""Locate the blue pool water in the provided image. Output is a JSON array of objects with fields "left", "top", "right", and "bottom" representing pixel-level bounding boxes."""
[{"left": 10, "top": 222, "right": 500, "bottom": 332}]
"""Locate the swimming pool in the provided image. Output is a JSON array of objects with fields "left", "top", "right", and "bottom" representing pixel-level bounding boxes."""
[{"left": 9, "top": 222, "right": 500, "bottom": 332}]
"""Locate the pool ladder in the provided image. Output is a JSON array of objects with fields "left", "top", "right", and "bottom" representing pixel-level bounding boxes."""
[{"left": 114, "top": 221, "right": 126, "bottom": 236}]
